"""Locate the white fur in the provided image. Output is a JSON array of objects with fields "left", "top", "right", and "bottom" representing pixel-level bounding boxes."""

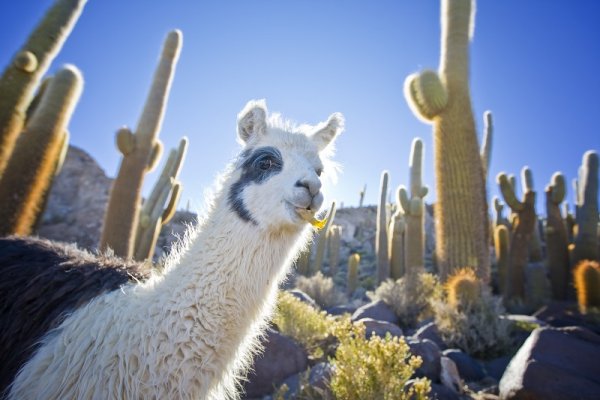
[{"left": 8, "top": 101, "right": 343, "bottom": 400}]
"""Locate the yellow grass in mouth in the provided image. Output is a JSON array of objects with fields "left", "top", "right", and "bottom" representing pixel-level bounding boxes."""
[{"left": 296, "top": 208, "right": 327, "bottom": 229}]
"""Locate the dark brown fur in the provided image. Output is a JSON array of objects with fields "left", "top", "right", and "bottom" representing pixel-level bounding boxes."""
[{"left": 0, "top": 236, "right": 152, "bottom": 395}]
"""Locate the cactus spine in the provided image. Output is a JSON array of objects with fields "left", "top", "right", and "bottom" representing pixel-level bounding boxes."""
[
  {"left": 545, "top": 172, "right": 570, "bottom": 300},
  {"left": 497, "top": 170, "right": 536, "bottom": 303},
  {"left": 133, "top": 137, "right": 188, "bottom": 261},
  {"left": 0, "top": 65, "right": 83, "bottom": 236},
  {"left": 347, "top": 253, "right": 360, "bottom": 296},
  {"left": 376, "top": 171, "right": 390, "bottom": 283},
  {"left": 446, "top": 268, "right": 481, "bottom": 309},
  {"left": 327, "top": 225, "right": 342, "bottom": 277},
  {"left": 404, "top": 0, "right": 490, "bottom": 281},
  {"left": 389, "top": 187, "right": 406, "bottom": 280},
  {"left": 0, "top": 0, "right": 87, "bottom": 176},
  {"left": 572, "top": 151, "right": 599, "bottom": 265},
  {"left": 398, "top": 138, "right": 428, "bottom": 276},
  {"left": 573, "top": 260, "right": 600, "bottom": 314},
  {"left": 100, "top": 30, "right": 182, "bottom": 258}
]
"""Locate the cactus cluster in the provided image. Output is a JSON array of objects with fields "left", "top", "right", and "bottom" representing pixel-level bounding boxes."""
[{"left": 100, "top": 30, "right": 183, "bottom": 259}]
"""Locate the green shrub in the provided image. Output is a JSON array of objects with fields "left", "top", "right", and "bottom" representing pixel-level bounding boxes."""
[
  {"left": 368, "top": 273, "right": 442, "bottom": 327},
  {"left": 329, "top": 318, "right": 430, "bottom": 400},
  {"left": 296, "top": 271, "right": 347, "bottom": 309},
  {"left": 432, "top": 286, "right": 513, "bottom": 359}
]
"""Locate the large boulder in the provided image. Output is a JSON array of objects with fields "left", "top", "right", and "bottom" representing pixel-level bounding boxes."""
[
  {"left": 356, "top": 317, "right": 403, "bottom": 338},
  {"left": 407, "top": 338, "right": 442, "bottom": 381},
  {"left": 243, "top": 328, "right": 309, "bottom": 398},
  {"left": 443, "top": 349, "right": 486, "bottom": 382},
  {"left": 412, "top": 321, "right": 447, "bottom": 350},
  {"left": 499, "top": 326, "right": 600, "bottom": 399},
  {"left": 351, "top": 300, "right": 399, "bottom": 325}
]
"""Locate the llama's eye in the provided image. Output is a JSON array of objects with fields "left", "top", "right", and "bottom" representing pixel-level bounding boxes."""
[{"left": 257, "top": 158, "right": 273, "bottom": 170}]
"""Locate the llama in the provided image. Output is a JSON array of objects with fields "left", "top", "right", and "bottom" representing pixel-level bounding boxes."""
[{"left": 0, "top": 99, "right": 344, "bottom": 399}]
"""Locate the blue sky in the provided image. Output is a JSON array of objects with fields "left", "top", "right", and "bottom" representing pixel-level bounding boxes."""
[{"left": 2, "top": 1, "right": 599, "bottom": 215}]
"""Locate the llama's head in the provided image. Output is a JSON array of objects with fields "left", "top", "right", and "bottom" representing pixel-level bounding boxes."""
[{"left": 228, "top": 99, "right": 343, "bottom": 231}]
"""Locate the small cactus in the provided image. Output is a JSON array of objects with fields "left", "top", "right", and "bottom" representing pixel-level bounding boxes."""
[
  {"left": 327, "top": 225, "right": 342, "bottom": 277},
  {"left": 0, "top": 0, "right": 87, "bottom": 176},
  {"left": 347, "top": 253, "right": 360, "bottom": 296},
  {"left": 389, "top": 188, "right": 406, "bottom": 280},
  {"left": 312, "top": 201, "right": 337, "bottom": 275},
  {"left": 494, "top": 225, "right": 510, "bottom": 295},
  {"left": 100, "top": 30, "right": 182, "bottom": 258},
  {"left": 573, "top": 260, "right": 600, "bottom": 314},
  {"left": 0, "top": 65, "right": 83, "bottom": 236},
  {"left": 376, "top": 171, "right": 390, "bottom": 283},
  {"left": 446, "top": 268, "right": 481, "bottom": 310}
]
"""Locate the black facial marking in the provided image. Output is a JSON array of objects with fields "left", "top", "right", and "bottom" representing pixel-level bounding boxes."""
[{"left": 228, "top": 146, "right": 284, "bottom": 224}]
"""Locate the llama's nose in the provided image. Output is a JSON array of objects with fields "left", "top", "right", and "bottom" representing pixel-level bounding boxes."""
[{"left": 295, "top": 177, "right": 321, "bottom": 197}]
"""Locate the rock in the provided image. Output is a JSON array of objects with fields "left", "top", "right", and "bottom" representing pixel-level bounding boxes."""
[
  {"left": 325, "top": 304, "right": 357, "bottom": 316},
  {"left": 412, "top": 321, "right": 447, "bottom": 350},
  {"left": 243, "top": 328, "right": 309, "bottom": 398},
  {"left": 440, "top": 356, "right": 462, "bottom": 393},
  {"left": 430, "top": 383, "right": 461, "bottom": 400},
  {"left": 357, "top": 318, "right": 403, "bottom": 338},
  {"left": 499, "top": 326, "right": 600, "bottom": 399},
  {"left": 485, "top": 355, "right": 512, "bottom": 382},
  {"left": 534, "top": 301, "right": 600, "bottom": 335},
  {"left": 308, "top": 362, "right": 333, "bottom": 391},
  {"left": 288, "top": 289, "right": 318, "bottom": 309},
  {"left": 443, "top": 349, "right": 486, "bottom": 382},
  {"left": 351, "top": 300, "right": 399, "bottom": 325},
  {"left": 407, "top": 338, "right": 441, "bottom": 381},
  {"left": 38, "top": 146, "right": 112, "bottom": 251}
]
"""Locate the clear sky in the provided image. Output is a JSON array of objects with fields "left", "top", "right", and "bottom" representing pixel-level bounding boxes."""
[{"left": 2, "top": 1, "right": 599, "bottom": 215}]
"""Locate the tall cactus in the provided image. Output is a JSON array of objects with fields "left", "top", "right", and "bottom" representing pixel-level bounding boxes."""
[
  {"left": 494, "top": 224, "right": 510, "bottom": 295},
  {"left": 0, "top": 0, "right": 87, "bottom": 176},
  {"left": 100, "top": 30, "right": 182, "bottom": 258},
  {"left": 398, "top": 138, "right": 428, "bottom": 276},
  {"left": 572, "top": 151, "right": 599, "bottom": 264},
  {"left": 545, "top": 172, "right": 570, "bottom": 300},
  {"left": 389, "top": 187, "right": 406, "bottom": 280},
  {"left": 376, "top": 171, "right": 390, "bottom": 283},
  {"left": 497, "top": 169, "right": 536, "bottom": 304},
  {"left": 0, "top": 65, "right": 83, "bottom": 236},
  {"left": 347, "top": 253, "right": 360, "bottom": 296},
  {"left": 312, "top": 201, "right": 336, "bottom": 275},
  {"left": 327, "top": 225, "right": 342, "bottom": 277},
  {"left": 521, "top": 167, "right": 543, "bottom": 262},
  {"left": 404, "top": 0, "right": 489, "bottom": 280},
  {"left": 133, "top": 137, "right": 188, "bottom": 261}
]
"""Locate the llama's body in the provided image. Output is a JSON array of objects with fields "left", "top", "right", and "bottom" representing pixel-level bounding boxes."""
[{"left": 1, "top": 100, "right": 343, "bottom": 399}]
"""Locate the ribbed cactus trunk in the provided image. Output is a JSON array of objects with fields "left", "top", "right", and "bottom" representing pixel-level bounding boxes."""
[
  {"left": 312, "top": 201, "right": 336, "bottom": 275},
  {"left": 0, "top": 65, "right": 83, "bottom": 236},
  {"left": 376, "top": 171, "right": 390, "bottom": 284},
  {"left": 494, "top": 224, "right": 509, "bottom": 295},
  {"left": 399, "top": 138, "right": 428, "bottom": 276},
  {"left": 0, "top": 0, "right": 87, "bottom": 177},
  {"left": 545, "top": 173, "right": 570, "bottom": 300},
  {"left": 100, "top": 30, "right": 182, "bottom": 258},
  {"left": 404, "top": 0, "right": 489, "bottom": 281},
  {"left": 572, "top": 151, "right": 599, "bottom": 265}
]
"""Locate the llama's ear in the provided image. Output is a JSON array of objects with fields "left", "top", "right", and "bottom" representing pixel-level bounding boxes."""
[
  {"left": 311, "top": 112, "right": 344, "bottom": 151},
  {"left": 237, "top": 99, "right": 268, "bottom": 144}
]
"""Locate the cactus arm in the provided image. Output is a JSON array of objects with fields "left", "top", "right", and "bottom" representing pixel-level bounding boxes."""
[
  {"left": 0, "top": 0, "right": 87, "bottom": 176},
  {"left": 498, "top": 173, "right": 523, "bottom": 212},
  {"left": 0, "top": 65, "right": 83, "bottom": 236},
  {"left": 545, "top": 172, "right": 570, "bottom": 300},
  {"left": 100, "top": 30, "right": 182, "bottom": 258},
  {"left": 116, "top": 127, "right": 136, "bottom": 155},
  {"left": 404, "top": 70, "right": 448, "bottom": 122}
]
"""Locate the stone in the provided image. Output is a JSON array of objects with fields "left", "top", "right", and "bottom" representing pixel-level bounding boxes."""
[
  {"left": 430, "top": 383, "right": 461, "bottom": 400},
  {"left": 534, "top": 301, "right": 600, "bottom": 335},
  {"left": 499, "top": 326, "right": 600, "bottom": 399},
  {"left": 407, "top": 338, "right": 441, "bottom": 381},
  {"left": 440, "top": 356, "right": 462, "bottom": 393},
  {"left": 484, "top": 355, "right": 512, "bottom": 382},
  {"left": 351, "top": 299, "right": 399, "bottom": 325},
  {"left": 288, "top": 289, "right": 318, "bottom": 309},
  {"left": 325, "top": 304, "right": 357, "bottom": 316},
  {"left": 442, "top": 349, "right": 486, "bottom": 382},
  {"left": 357, "top": 317, "right": 403, "bottom": 338},
  {"left": 243, "top": 328, "right": 309, "bottom": 398},
  {"left": 412, "top": 321, "right": 447, "bottom": 350},
  {"left": 308, "top": 362, "right": 333, "bottom": 391}
]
